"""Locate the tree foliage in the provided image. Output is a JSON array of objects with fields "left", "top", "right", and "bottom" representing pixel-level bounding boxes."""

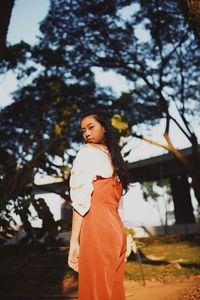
[{"left": 0, "top": 0, "right": 199, "bottom": 233}]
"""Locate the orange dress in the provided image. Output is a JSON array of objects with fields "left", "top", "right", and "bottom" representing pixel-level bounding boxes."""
[{"left": 78, "top": 174, "right": 127, "bottom": 300}]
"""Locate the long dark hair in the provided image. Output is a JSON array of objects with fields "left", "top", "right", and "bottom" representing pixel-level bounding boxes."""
[{"left": 80, "top": 109, "right": 130, "bottom": 194}]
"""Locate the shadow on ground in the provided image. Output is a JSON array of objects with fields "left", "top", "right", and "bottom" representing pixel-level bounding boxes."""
[{"left": 0, "top": 244, "right": 78, "bottom": 299}]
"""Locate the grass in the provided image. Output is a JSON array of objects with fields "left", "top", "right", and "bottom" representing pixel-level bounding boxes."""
[{"left": 125, "top": 235, "right": 200, "bottom": 281}]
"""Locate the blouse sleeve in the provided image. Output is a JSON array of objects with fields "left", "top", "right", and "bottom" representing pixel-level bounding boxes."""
[{"left": 69, "top": 146, "right": 97, "bottom": 216}]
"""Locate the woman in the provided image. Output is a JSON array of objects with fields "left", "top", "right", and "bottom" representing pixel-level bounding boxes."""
[{"left": 68, "top": 110, "right": 130, "bottom": 300}]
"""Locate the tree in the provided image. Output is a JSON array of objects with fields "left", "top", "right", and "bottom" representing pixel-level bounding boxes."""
[
  {"left": 0, "top": 0, "right": 15, "bottom": 51},
  {"left": 124, "top": 0, "right": 200, "bottom": 207},
  {"left": 38, "top": 0, "right": 200, "bottom": 207},
  {"left": 1, "top": 0, "right": 160, "bottom": 233},
  {"left": 0, "top": 0, "right": 199, "bottom": 231}
]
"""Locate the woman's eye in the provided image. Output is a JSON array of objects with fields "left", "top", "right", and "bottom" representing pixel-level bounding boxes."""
[{"left": 81, "top": 126, "right": 94, "bottom": 134}]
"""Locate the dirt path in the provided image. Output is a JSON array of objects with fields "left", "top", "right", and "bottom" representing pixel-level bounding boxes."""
[
  {"left": 1, "top": 276, "right": 200, "bottom": 299},
  {"left": 124, "top": 276, "right": 200, "bottom": 300},
  {"left": 64, "top": 275, "right": 200, "bottom": 299}
]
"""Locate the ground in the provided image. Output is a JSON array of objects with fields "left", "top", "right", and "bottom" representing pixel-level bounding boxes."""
[
  {"left": 1, "top": 276, "right": 200, "bottom": 299},
  {"left": 1, "top": 235, "right": 200, "bottom": 299},
  {"left": 124, "top": 276, "right": 200, "bottom": 300},
  {"left": 63, "top": 275, "right": 200, "bottom": 299}
]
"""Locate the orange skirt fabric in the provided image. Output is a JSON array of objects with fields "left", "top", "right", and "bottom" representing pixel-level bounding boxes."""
[{"left": 78, "top": 175, "right": 127, "bottom": 300}]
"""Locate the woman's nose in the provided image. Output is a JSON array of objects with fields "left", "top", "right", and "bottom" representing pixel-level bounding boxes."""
[{"left": 85, "top": 130, "right": 90, "bottom": 137}]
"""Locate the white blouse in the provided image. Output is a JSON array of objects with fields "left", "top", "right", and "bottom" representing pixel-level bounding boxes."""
[{"left": 69, "top": 144, "right": 124, "bottom": 219}]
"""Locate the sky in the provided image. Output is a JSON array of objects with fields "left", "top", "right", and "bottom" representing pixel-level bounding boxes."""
[
  {"left": 1, "top": 0, "right": 50, "bottom": 108},
  {"left": 2, "top": 0, "right": 199, "bottom": 228}
]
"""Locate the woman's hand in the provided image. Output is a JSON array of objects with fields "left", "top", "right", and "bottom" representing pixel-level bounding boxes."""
[{"left": 68, "top": 241, "right": 80, "bottom": 272}]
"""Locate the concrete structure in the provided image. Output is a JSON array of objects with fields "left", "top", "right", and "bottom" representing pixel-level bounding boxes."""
[
  {"left": 127, "top": 145, "right": 200, "bottom": 182},
  {"left": 33, "top": 146, "right": 200, "bottom": 224},
  {"left": 127, "top": 145, "right": 200, "bottom": 224}
]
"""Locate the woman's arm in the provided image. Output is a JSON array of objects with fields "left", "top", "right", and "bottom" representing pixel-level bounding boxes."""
[
  {"left": 70, "top": 208, "right": 84, "bottom": 244},
  {"left": 68, "top": 146, "right": 97, "bottom": 272},
  {"left": 68, "top": 209, "right": 84, "bottom": 272}
]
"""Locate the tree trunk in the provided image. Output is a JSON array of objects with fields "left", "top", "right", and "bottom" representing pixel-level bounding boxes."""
[{"left": 0, "top": 0, "right": 15, "bottom": 48}]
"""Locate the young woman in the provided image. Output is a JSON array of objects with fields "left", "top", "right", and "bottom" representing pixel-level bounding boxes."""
[{"left": 68, "top": 110, "right": 130, "bottom": 300}]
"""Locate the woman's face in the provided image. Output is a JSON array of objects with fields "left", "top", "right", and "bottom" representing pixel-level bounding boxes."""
[{"left": 81, "top": 115, "right": 106, "bottom": 144}]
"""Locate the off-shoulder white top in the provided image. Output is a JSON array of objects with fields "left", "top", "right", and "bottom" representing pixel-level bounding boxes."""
[{"left": 69, "top": 143, "right": 124, "bottom": 219}]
